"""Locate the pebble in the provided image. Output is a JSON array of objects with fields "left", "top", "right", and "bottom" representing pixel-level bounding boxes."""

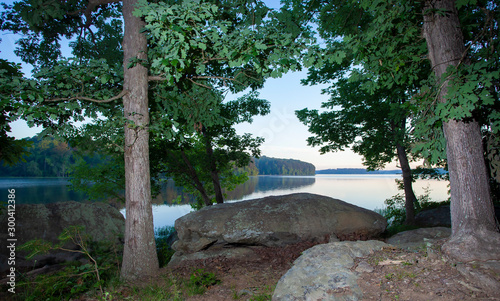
[{"left": 355, "top": 261, "right": 374, "bottom": 273}]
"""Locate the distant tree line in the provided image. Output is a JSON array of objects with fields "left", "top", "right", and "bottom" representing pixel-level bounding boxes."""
[
  {"left": 0, "top": 136, "right": 316, "bottom": 178},
  {"left": 0, "top": 135, "right": 81, "bottom": 177},
  {"left": 253, "top": 156, "right": 315, "bottom": 176},
  {"left": 316, "top": 168, "right": 402, "bottom": 175}
]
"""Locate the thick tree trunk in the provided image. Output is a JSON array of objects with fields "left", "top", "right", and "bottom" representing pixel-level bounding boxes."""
[
  {"left": 120, "top": 0, "right": 159, "bottom": 280},
  {"left": 423, "top": 0, "right": 500, "bottom": 261},
  {"left": 395, "top": 143, "right": 417, "bottom": 226}
]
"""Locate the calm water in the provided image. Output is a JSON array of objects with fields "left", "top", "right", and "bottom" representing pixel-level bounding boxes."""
[
  {"left": 0, "top": 175, "right": 449, "bottom": 229},
  {"left": 0, "top": 178, "right": 87, "bottom": 204}
]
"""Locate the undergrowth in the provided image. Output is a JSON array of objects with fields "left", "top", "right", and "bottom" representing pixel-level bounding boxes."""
[
  {"left": 131, "top": 268, "right": 221, "bottom": 300},
  {"left": 376, "top": 186, "right": 450, "bottom": 237},
  {"left": 155, "top": 225, "right": 176, "bottom": 267},
  {"left": 9, "top": 226, "right": 122, "bottom": 301},
  {"left": 0, "top": 224, "right": 217, "bottom": 300}
]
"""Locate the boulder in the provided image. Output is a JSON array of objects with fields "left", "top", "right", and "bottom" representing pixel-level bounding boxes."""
[
  {"left": 172, "top": 193, "right": 387, "bottom": 257},
  {"left": 0, "top": 201, "right": 124, "bottom": 273},
  {"left": 273, "top": 240, "right": 389, "bottom": 300},
  {"left": 415, "top": 205, "right": 500, "bottom": 228}
]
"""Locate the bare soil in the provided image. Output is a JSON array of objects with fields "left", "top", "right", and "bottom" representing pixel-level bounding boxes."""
[
  {"left": 5, "top": 239, "right": 499, "bottom": 300},
  {"left": 157, "top": 239, "right": 500, "bottom": 301}
]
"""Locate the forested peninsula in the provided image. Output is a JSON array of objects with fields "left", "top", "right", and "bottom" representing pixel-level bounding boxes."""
[{"left": 0, "top": 135, "right": 315, "bottom": 177}]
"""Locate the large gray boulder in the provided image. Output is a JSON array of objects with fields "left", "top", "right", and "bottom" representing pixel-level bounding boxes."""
[
  {"left": 172, "top": 193, "right": 387, "bottom": 257},
  {"left": 273, "top": 240, "right": 389, "bottom": 301},
  {"left": 0, "top": 201, "right": 124, "bottom": 273}
]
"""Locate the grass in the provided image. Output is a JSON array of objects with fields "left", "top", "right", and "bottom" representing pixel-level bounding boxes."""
[{"left": 128, "top": 268, "right": 221, "bottom": 300}]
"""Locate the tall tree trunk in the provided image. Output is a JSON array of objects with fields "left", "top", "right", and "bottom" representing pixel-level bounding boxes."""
[
  {"left": 395, "top": 142, "right": 417, "bottom": 226},
  {"left": 423, "top": 0, "right": 500, "bottom": 261},
  {"left": 202, "top": 127, "right": 224, "bottom": 204},
  {"left": 120, "top": 0, "right": 159, "bottom": 280}
]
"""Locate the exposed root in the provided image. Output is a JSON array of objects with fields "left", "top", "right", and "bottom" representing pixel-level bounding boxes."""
[{"left": 442, "top": 231, "right": 500, "bottom": 262}]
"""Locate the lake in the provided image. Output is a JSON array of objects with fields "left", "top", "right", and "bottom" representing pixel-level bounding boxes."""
[{"left": 0, "top": 175, "right": 450, "bottom": 229}]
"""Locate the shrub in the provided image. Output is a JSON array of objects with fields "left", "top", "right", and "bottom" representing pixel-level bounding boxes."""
[
  {"left": 155, "top": 225, "right": 176, "bottom": 267},
  {"left": 14, "top": 226, "right": 122, "bottom": 300},
  {"left": 381, "top": 187, "right": 450, "bottom": 236},
  {"left": 187, "top": 268, "right": 221, "bottom": 295}
]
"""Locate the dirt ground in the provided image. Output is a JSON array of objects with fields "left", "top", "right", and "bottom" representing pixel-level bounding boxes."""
[{"left": 162, "top": 239, "right": 500, "bottom": 301}]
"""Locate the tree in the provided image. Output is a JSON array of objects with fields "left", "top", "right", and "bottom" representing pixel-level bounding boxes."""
[
  {"left": 290, "top": 0, "right": 500, "bottom": 260},
  {"left": 2, "top": 0, "right": 311, "bottom": 280},
  {"left": 150, "top": 92, "right": 269, "bottom": 208},
  {"left": 292, "top": 0, "right": 430, "bottom": 225},
  {"left": 0, "top": 58, "right": 32, "bottom": 165},
  {"left": 422, "top": 0, "right": 500, "bottom": 261},
  {"left": 196, "top": 93, "right": 269, "bottom": 205},
  {"left": 296, "top": 77, "right": 421, "bottom": 224}
]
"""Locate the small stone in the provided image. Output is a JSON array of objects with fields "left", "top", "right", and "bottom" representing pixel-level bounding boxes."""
[
  {"left": 238, "top": 289, "right": 254, "bottom": 296},
  {"left": 427, "top": 249, "right": 439, "bottom": 261},
  {"left": 355, "top": 261, "right": 374, "bottom": 273}
]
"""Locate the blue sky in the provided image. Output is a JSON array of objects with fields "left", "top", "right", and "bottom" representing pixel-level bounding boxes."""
[{"left": 0, "top": 0, "right": 381, "bottom": 170}]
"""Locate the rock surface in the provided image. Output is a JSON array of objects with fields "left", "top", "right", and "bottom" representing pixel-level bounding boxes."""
[
  {"left": 171, "top": 193, "right": 387, "bottom": 260},
  {"left": 387, "top": 227, "right": 451, "bottom": 251},
  {"left": 272, "top": 240, "right": 389, "bottom": 301},
  {"left": 415, "top": 205, "right": 500, "bottom": 228},
  {"left": 0, "top": 201, "right": 124, "bottom": 273}
]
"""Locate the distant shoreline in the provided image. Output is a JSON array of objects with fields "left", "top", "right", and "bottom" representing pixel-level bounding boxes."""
[{"left": 316, "top": 168, "right": 402, "bottom": 175}]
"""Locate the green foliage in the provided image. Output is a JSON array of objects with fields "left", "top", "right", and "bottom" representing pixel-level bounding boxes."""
[
  {"left": 68, "top": 155, "right": 125, "bottom": 202},
  {"left": 381, "top": 193, "right": 411, "bottom": 227},
  {"left": 295, "top": 0, "right": 429, "bottom": 171},
  {"left": 134, "top": 283, "right": 182, "bottom": 301},
  {"left": 292, "top": 0, "right": 499, "bottom": 169},
  {"left": 249, "top": 293, "right": 273, "bottom": 301},
  {"left": 380, "top": 187, "right": 450, "bottom": 235},
  {"left": 151, "top": 91, "right": 270, "bottom": 208},
  {"left": 16, "top": 226, "right": 122, "bottom": 300},
  {"left": 0, "top": 59, "right": 33, "bottom": 165},
  {"left": 187, "top": 268, "right": 221, "bottom": 295},
  {"left": 135, "top": 0, "right": 310, "bottom": 84},
  {"left": 130, "top": 268, "right": 220, "bottom": 300},
  {"left": 408, "top": 1, "right": 499, "bottom": 164},
  {"left": 155, "top": 226, "right": 176, "bottom": 268}
]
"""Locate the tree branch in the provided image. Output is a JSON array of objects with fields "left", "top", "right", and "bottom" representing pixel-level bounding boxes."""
[
  {"left": 148, "top": 75, "right": 166, "bottom": 81},
  {"left": 44, "top": 90, "right": 128, "bottom": 103},
  {"left": 187, "top": 77, "right": 212, "bottom": 89},
  {"left": 83, "top": 0, "right": 121, "bottom": 28}
]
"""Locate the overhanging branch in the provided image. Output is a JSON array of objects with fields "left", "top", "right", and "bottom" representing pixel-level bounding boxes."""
[{"left": 44, "top": 90, "right": 128, "bottom": 103}]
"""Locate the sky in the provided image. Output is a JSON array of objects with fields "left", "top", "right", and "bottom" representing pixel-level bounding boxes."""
[{"left": 0, "top": 0, "right": 399, "bottom": 171}]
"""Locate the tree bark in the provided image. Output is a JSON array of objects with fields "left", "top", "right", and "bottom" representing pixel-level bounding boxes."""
[
  {"left": 395, "top": 142, "right": 417, "bottom": 226},
  {"left": 423, "top": 0, "right": 500, "bottom": 261},
  {"left": 120, "top": 0, "right": 159, "bottom": 280}
]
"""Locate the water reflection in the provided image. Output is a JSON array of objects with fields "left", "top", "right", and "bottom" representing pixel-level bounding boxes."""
[
  {"left": 0, "top": 178, "right": 88, "bottom": 204},
  {"left": 151, "top": 176, "right": 316, "bottom": 205},
  {"left": 1, "top": 175, "right": 450, "bottom": 230}
]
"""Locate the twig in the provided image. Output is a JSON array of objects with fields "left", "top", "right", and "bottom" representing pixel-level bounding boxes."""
[{"left": 187, "top": 77, "right": 212, "bottom": 89}]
